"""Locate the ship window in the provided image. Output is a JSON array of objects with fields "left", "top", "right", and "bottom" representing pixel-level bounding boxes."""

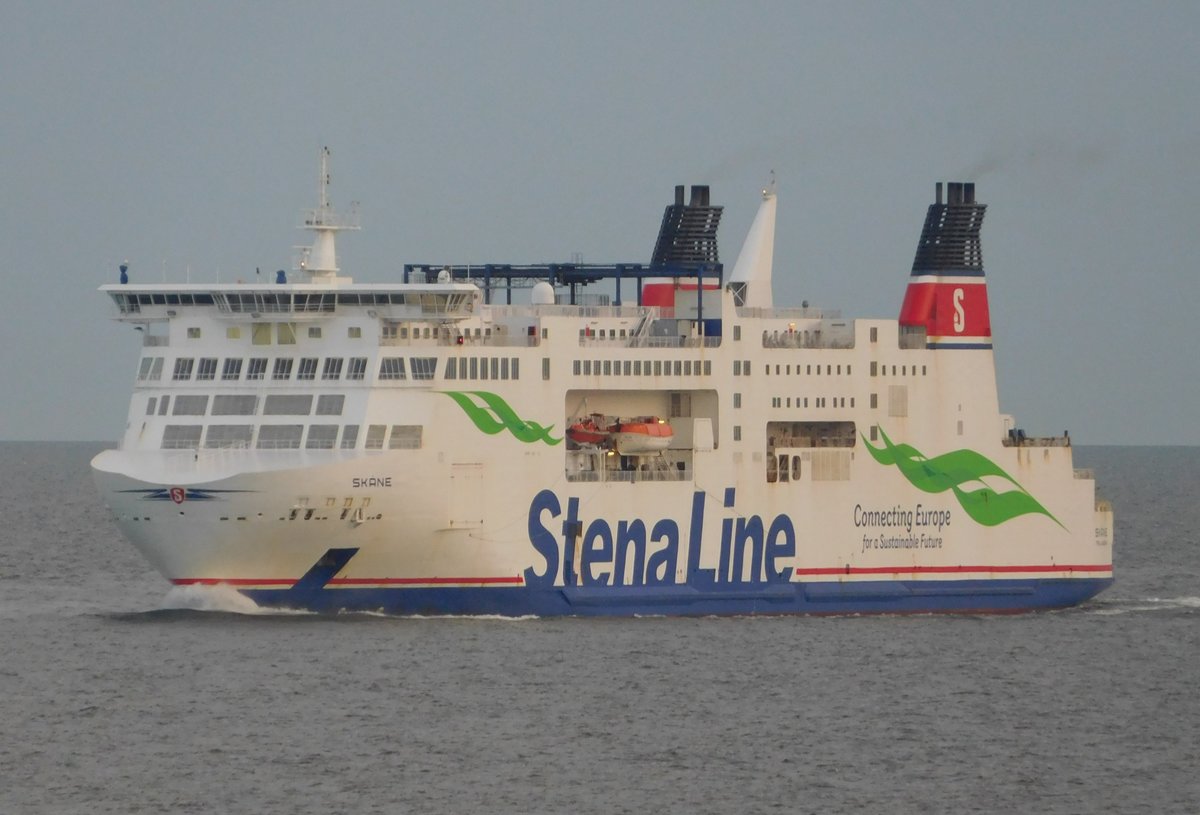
[
  {"left": 654, "top": 361, "right": 662, "bottom": 376},
  {"left": 792, "top": 456, "right": 802, "bottom": 481},
  {"left": 187, "top": 327, "right": 201, "bottom": 339},
  {"left": 491, "top": 358, "right": 499, "bottom": 380},
  {"left": 162, "top": 424, "right": 202, "bottom": 449},
  {"left": 365, "top": 424, "right": 386, "bottom": 450},
  {"left": 870, "top": 362, "right": 877, "bottom": 377},
  {"left": 673, "top": 361, "right": 682, "bottom": 376},
  {"left": 870, "top": 393, "right": 878, "bottom": 409},
  {"left": 253, "top": 323, "right": 272, "bottom": 345},
  {"left": 389, "top": 425, "right": 423, "bottom": 449},
  {"left": 347, "top": 357, "right": 368, "bottom": 381},
  {"left": 222, "top": 359, "right": 243, "bottom": 380},
  {"left": 322, "top": 358, "right": 343, "bottom": 380},
  {"left": 196, "top": 358, "right": 218, "bottom": 381},
  {"left": 308, "top": 327, "right": 322, "bottom": 339},
  {"left": 573, "top": 360, "right": 580, "bottom": 375},
  {"left": 172, "top": 358, "right": 194, "bottom": 380},
  {"left": 511, "top": 357, "right": 520, "bottom": 380},
  {"left": 734, "top": 360, "right": 741, "bottom": 376},
  {"left": 138, "top": 357, "right": 154, "bottom": 380},
  {"left": 277, "top": 323, "right": 297, "bottom": 345},
  {"left": 297, "top": 358, "right": 318, "bottom": 380},
  {"left": 149, "top": 358, "right": 164, "bottom": 381},
  {"left": 468, "top": 357, "right": 479, "bottom": 378},
  {"left": 500, "top": 358, "right": 509, "bottom": 380},
  {"left": 734, "top": 393, "right": 741, "bottom": 409},
  {"left": 479, "top": 357, "right": 489, "bottom": 380},
  {"left": 273, "top": 358, "right": 293, "bottom": 380},
  {"left": 341, "top": 424, "right": 359, "bottom": 449},
  {"left": 684, "top": 361, "right": 692, "bottom": 376},
  {"left": 146, "top": 397, "right": 157, "bottom": 415},
  {"left": 212, "top": 395, "right": 257, "bottom": 415},
  {"left": 922, "top": 365, "right": 927, "bottom": 376},
  {"left": 743, "top": 360, "right": 750, "bottom": 375},
  {"left": 733, "top": 425, "right": 742, "bottom": 442},
  {"left": 445, "top": 358, "right": 457, "bottom": 380},
  {"left": 870, "top": 425, "right": 878, "bottom": 441},
  {"left": 264, "top": 394, "right": 313, "bottom": 415},
  {"left": 704, "top": 361, "right": 712, "bottom": 376},
  {"left": 633, "top": 360, "right": 641, "bottom": 376},
  {"left": 411, "top": 357, "right": 437, "bottom": 380},
  {"left": 543, "top": 358, "right": 550, "bottom": 380},
  {"left": 205, "top": 424, "right": 253, "bottom": 448},
  {"left": 257, "top": 425, "right": 302, "bottom": 449},
  {"left": 158, "top": 395, "right": 170, "bottom": 415},
  {"left": 603, "top": 360, "right": 611, "bottom": 376},
  {"left": 306, "top": 424, "right": 339, "bottom": 449},
  {"left": 172, "top": 395, "right": 208, "bottom": 416},
  {"left": 870, "top": 327, "right": 878, "bottom": 343},
  {"left": 847, "top": 365, "right": 852, "bottom": 375},
  {"left": 316, "top": 395, "right": 344, "bottom": 416},
  {"left": 902, "top": 366, "right": 907, "bottom": 376},
  {"left": 227, "top": 327, "right": 241, "bottom": 340},
  {"left": 348, "top": 326, "right": 362, "bottom": 339},
  {"left": 734, "top": 325, "right": 741, "bottom": 341}
]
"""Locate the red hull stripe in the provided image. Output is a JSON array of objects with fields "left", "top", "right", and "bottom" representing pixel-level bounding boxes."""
[
  {"left": 173, "top": 575, "right": 526, "bottom": 587},
  {"left": 172, "top": 565, "right": 1109, "bottom": 587},
  {"left": 793, "top": 564, "right": 1112, "bottom": 576}
]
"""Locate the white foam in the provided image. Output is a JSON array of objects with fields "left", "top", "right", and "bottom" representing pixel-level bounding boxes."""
[{"left": 159, "top": 583, "right": 287, "bottom": 615}]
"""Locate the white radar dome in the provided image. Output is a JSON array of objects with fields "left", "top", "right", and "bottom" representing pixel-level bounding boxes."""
[{"left": 531, "top": 281, "right": 555, "bottom": 305}]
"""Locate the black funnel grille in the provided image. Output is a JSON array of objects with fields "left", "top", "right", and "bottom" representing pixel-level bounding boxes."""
[
  {"left": 911, "top": 182, "right": 986, "bottom": 274},
  {"left": 651, "top": 184, "right": 723, "bottom": 267}
]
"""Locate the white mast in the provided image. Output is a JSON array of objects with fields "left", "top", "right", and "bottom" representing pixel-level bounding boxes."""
[{"left": 295, "top": 146, "right": 359, "bottom": 283}]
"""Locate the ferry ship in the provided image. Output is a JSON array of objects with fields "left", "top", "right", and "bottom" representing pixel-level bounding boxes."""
[{"left": 92, "top": 150, "right": 1114, "bottom": 616}]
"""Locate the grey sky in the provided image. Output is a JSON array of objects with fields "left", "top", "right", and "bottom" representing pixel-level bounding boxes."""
[{"left": 3, "top": 1, "right": 1197, "bottom": 443}]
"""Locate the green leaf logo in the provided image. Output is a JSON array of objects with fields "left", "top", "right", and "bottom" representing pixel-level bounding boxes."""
[
  {"left": 864, "top": 428, "right": 1062, "bottom": 528},
  {"left": 441, "top": 391, "right": 562, "bottom": 446}
]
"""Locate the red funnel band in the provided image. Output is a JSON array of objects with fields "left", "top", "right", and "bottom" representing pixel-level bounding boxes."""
[
  {"left": 899, "top": 279, "right": 992, "bottom": 338},
  {"left": 642, "top": 281, "right": 720, "bottom": 308}
]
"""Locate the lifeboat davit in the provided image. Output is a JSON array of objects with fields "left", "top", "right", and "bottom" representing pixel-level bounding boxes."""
[
  {"left": 566, "top": 414, "right": 612, "bottom": 448},
  {"left": 611, "top": 417, "right": 673, "bottom": 455}
]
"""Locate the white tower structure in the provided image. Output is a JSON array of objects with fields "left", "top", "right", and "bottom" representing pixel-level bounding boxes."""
[
  {"left": 728, "top": 177, "right": 777, "bottom": 308},
  {"left": 295, "top": 146, "right": 360, "bottom": 283}
]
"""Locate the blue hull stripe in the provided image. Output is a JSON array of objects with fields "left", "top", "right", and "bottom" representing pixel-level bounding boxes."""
[{"left": 241, "top": 577, "right": 1112, "bottom": 617}]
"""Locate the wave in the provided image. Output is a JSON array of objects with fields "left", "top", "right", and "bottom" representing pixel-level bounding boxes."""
[{"left": 1086, "top": 595, "right": 1200, "bottom": 615}]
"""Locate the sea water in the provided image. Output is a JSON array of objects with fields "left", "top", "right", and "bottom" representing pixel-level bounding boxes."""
[{"left": 1, "top": 443, "right": 1197, "bottom": 814}]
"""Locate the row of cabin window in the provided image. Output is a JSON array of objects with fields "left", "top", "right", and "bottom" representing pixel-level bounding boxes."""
[
  {"left": 769, "top": 396, "right": 854, "bottom": 409},
  {"left": 161, "top": 423, "right": 422, "bottom": 451},
  {"left": 442, "top": 356, "right": 520, "bottom": 381},
  {"left": 143, "top": 355, "right": 442, "bottom": 383},
  {"left": 571, "top": 359, "right": 714, "bottom": 377},
  {"left": 763, "top": 363, "right": 853, "bottom": 376},
  {"left": 870, "top": 363, "right": 926, "bottom": 377},
  {"left": 146, "top": 394, "right": 346, "bottom": 417}
]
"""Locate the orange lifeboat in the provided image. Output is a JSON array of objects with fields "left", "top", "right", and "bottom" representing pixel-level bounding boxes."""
[
  {"left": 610, "top": 417, "right": 673, "bottom": 455},
  {"left": 566, "top": 414, "right": 612, "bottom": 448}
]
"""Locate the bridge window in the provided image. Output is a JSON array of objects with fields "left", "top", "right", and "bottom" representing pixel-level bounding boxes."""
[
  {"left": 272, "top": 358, "right": 293, "bottom": 380},
  {"left": 197, "top": 358, "right": 218, "bottom": 381},
  {"left": 322, "top": 358, "right": 343, "bottom": 380},
  {"left": 172, "top": 358, "right": 194, "bottom": 381},
  {"left": 222, "top": 359, "right": 243, "bottom": 380},
  {"left": 247, "top": 358, "right": 267, "bottom": 380},
  {"left": 297, "top": 358, "right": 318, "bottom": 380}
]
